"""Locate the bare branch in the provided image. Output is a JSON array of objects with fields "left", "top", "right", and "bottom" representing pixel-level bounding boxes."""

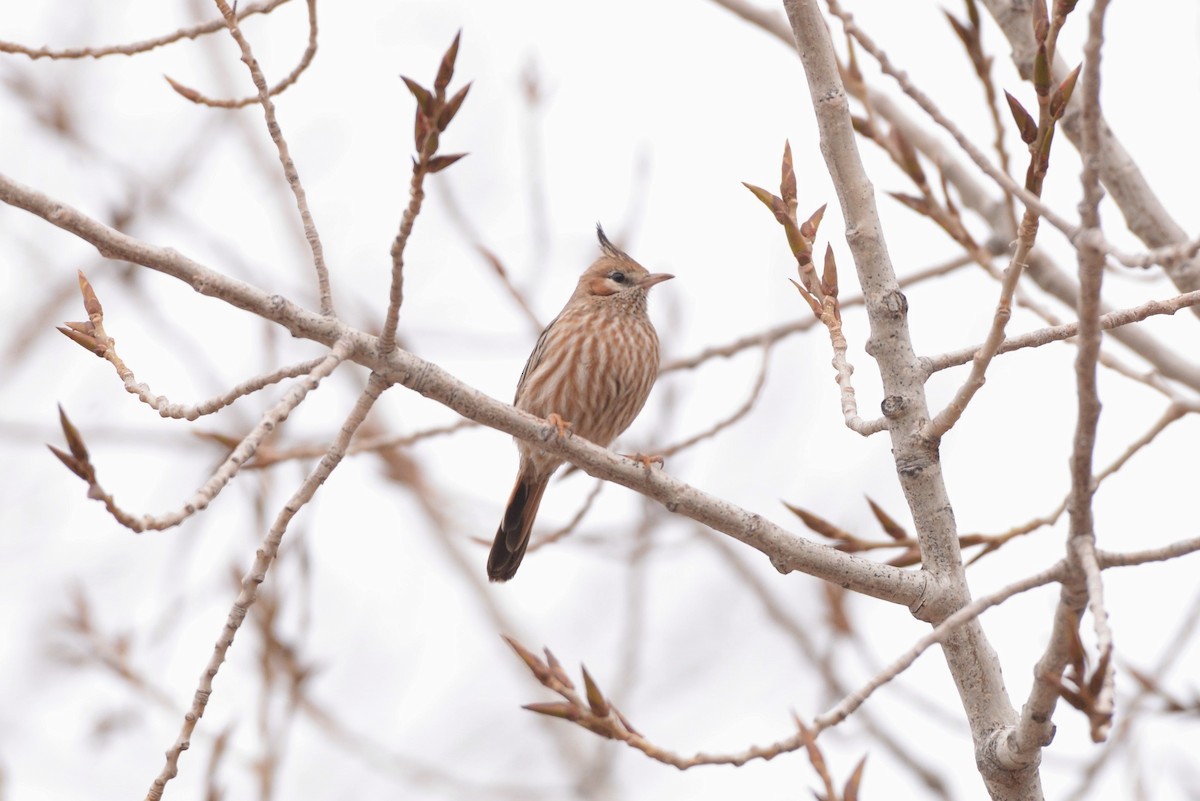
[
  {"left": 144, "top": 368, "right": 386, "bottom": 801},
  {"left": 507, "top": 636, "right": 815, "bottom": 769},
  {"left": 924, "top": 290, "right": 1200, "bottom": 375},
  {"left": 658, "top": 338, "right": 773, "bottom": 458},
  {"left": 380, "top": 32, "right": 470, "bottom": 353},
  {"left": 0, "top": 0, "right": 292, "bottom": 60},
  {"left": 945, "top": 0, "right": 1018, "bottom": 233},
  {"left": 1063, "top": 0, "right": 1115, "bottom": 744},
  {"left": 785, "top": 2, "right": 1039, "bottom": 796},
  {"left": 165, "top": 0, "right": 318, "bottom": 109},
  {"left": 1098, "top": 536, "right": 1200, "bottom": 569},
  {"left": 52, "top": 343, "right": 351, "bottom": 532},
  {"left": 58, "top": 273, "right": 330, "bottom": 417},
  {"left": 813, "top": 561, "right": 1065, "bottom": 734},
  {"left": 526, "top": 480, "right": 605, "bottom": 554},
  {"left": 662, "top": 253, "right": 972, "bottom": 374},
  {"left": 1004, "top": 17, "right": 1124, "bottom": 739},
  {"left": 133, "top": 356, "right": 333, "bottom": 420},
  {"left": 211, "top": 0, "right": 333, "bottom": 316},
  {"left": 979, "top": 0, "right": 1200, "bottom": 298},
  {"left": 0, "top": 171, "right": 926, "bottom": 604},
  {"left": 438, "top": 178, "right": 543, "bottom": 333},
  {"left": 247, "top": 419, "right": 476, "bottom": 467}
]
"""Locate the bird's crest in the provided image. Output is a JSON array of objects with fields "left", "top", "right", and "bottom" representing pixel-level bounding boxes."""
[{"left": 595, "top": 223, "right": 635, "bottom": 263}]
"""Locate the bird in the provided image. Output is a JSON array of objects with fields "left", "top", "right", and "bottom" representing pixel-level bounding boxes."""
[{"left": 487, "top": 226, "right": 673, "bottom": 582}]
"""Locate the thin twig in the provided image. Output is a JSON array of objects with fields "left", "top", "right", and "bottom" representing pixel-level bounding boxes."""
[
  {"left": 702, "top": 528, "right": 954, "bottom": 798},
  {"left": 812, "top": 561, "right": 1065, "bottom": 733},
  {"left": 1064, "top": 585, "right": 1200, "bottom": 801},
  {"left": 924, "top": 289, "right": 1200, "bottom": 374},
  {"left": 1098, "top": 536, "right": 1200, "bottom": 570},
  {"left": 663, "top": 253, "right": 972, "bottom": 374},
  {"left": 212, "top": 0, "right": 333, "bottom": 316},
  {"left": 1094, "top": 404, "right": 1188, "bottom": 485},
  {"left": 825, "top": 2, "right": 1075, "bottom": 238},
  {"left": 659, "top": 338, "right": 773, "bottom": 457},
  {"left": 950, "top": 0, "right": 1019, "bottom": 234},
  {"left": 166, "top": 0, "right": 318, "bottom": 109},
  {"left": 133, "top": 357, "right": 331, "bottom": 419},
  {"left": 438, "top": 179, "right": 543, "bottom": 333},
  {"left": 0, "top": 0, "right": 292, "bottom": 60},
  {"left": 526, "top": 480, "right": 605, "bottom": 554},
  {"left": 53, "top": 343, "right": 351, "bottom": 532},
  {"left": 1003, "top": 0, "right": 1118, "bottom": 763},
  {"left": 144, "top": 363, "right": 383, "bottom": 801},
  {"left": 963, "top": 402, "right": 1190, "bottom": 562},
  {"left": 247, "top": 419, "right": 477, "bottom": 467},
  {"left": 378, "top": 153, "right": 431, "bottom": 354},
  {"left": 379, "top": 33, "right": 470, "bottom": 353}
]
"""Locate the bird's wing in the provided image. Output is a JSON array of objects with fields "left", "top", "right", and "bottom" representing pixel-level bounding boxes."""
[{"left": 514, "top": 312, "right": 562, "bottom": 404}]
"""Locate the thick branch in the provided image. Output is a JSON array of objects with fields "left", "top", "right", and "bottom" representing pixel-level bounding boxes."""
[
  {"left": 0, "top": 170, "right": 924, "bottom": 606},
  {"left": 780, "top": 2, "right": 1037, "bottom": 798}
]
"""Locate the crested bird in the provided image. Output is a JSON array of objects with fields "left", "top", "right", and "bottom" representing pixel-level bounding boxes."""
[{"left": 487, "top": 226, "right": 672, "bottom": 581}]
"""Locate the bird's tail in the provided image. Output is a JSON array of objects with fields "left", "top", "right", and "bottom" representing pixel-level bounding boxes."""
[{"left": 487, "top": 471, "right": 550, "bottom": 582}]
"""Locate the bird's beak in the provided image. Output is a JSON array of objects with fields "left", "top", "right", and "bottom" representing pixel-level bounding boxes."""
[{"left": 639, "top": 272, "right": 675, "bottom": 289}]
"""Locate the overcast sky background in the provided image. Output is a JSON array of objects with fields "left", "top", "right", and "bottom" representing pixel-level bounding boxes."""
[{"left": 2, "top": 1, "right": 1200, "bottom": 799}]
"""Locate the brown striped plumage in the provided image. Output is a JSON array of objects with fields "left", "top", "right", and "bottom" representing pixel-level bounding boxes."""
[{"left": 487, "top": 227, "right": 672, "bottom": 582}]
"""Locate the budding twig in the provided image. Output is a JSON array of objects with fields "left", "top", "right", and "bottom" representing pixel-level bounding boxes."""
[
  {"left": 379, "top": 31, "right": 471, "bottom": 354},
  {"left": 744, "top": 142, "right": 885, "bottom": 437},
  {"left": 50, "top": 341, "right": 353, "bottom": 533}
]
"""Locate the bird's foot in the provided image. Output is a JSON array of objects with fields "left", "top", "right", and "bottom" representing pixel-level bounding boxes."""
[
  {"left": 623, "top": 452, "right": 665, "bottom": 471},
  {"left": 546, "top": 413, "right": 573, "bottom": 439}
]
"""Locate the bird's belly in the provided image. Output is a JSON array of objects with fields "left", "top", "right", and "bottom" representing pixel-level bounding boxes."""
[{"left": 520, "top": 320, "right": 657, "bottom": 447}]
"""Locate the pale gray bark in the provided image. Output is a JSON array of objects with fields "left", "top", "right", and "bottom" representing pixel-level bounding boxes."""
[{"left": 780, "top": 2, "right": 1042, "bottom": 798}]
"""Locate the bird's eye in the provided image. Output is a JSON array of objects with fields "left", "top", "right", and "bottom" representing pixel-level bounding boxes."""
[{"left": 608, "top": 271, "right": 627, "bottom": 284}]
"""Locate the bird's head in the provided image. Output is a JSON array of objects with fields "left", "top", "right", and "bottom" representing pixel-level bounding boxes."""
[{"left": 577, "top": 225, "right": 674, "bottom": 299}]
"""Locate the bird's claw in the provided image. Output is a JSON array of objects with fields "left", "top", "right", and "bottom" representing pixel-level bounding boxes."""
[
  {"left": 623, "top": 452, "right": 665, "bottom": 471},
  {"left": 546, "top": 413, "right": 573, "bottom": 440}
]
